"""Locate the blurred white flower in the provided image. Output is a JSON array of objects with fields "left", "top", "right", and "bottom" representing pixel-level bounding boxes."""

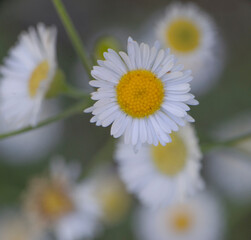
[
  {"left": 155, "top": 2, "right": 224, "bottom": 95},
  {"left": 0, "top": 23, "right": 57, "bottom": 128},
  {"left": 85, "top": 37, "right": 198, "bottom": 149},
  {"left": 206, "top": 111, "right": 251, "bottom": 202},
  {"left": 24, "top": 157, "right": 100, "bottom": 240},
  {"left": 135, "top": 192, "right": 224, "bottom": 240},
  {"left": 206, "top": 148, "right": 251, "bottom": 202},
  {"left": 211, "top": 111, "right": 251, "bottom": 155},
  {"left": 115, "top": 124, "right": 204, "bottom": 207},
  {"left": 0, "top": 210, "right": 45, "bottom": 240},
  {"left": 0, "top": 100, "right": 63, "bottom": 163},
  {"left": 75, "top": 166, "right": 132, "bottom": 225}
]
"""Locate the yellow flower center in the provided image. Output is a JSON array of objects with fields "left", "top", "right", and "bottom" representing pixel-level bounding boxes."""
[
  {"left": 171, "top": 210, "right": 193, "bottom": 233},
  {"left": 98, "top": 184, "right": 131, "bottom": 224},
  {"left": 152, "top": 132, "right": 187, "bottom": 176},
  {"left": 116, "top": 70, "right": 164, "bottom": 118},
  {"left": 166, "top": 19, "right": 200, "bottom": 53},
  {"left": 29, "top": 60, "right": 49, "bottom": 97},
  {"left": 39, "top": 185, "right": 73, "bottom": 220}
]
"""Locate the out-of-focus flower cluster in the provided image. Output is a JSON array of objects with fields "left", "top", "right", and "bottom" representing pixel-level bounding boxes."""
[{"left": 0, "top": 1, "right": 250, "bottom": 240}]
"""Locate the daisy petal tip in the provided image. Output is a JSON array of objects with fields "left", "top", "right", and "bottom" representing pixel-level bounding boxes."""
[
  {"left": 103, "top": 52, "right": 108, "bottom": 59},
  {"left": 97, "top": 60, "right": 103, "bottom": 65},
  {"left": 154, "top": 40, "right": 161, "bottom": 49},
  {"left": 194, "top": 100, "right": 199, "bottom": 106},
  {"left": 128, "top": 36, "right": 134, "bottom": 42},
  {"left": 84, "top": 107, "right": 93, "bottom": 113}
]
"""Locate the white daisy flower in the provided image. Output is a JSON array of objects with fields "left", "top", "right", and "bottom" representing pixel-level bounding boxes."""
[
  {"left": 75, "top": 166, "right": 132, "bottom": 225},
  {"left": 156, "top": 2, "right": 224, "bottom": 95},
  {"left": 0, "top": 100, "right": 63, "bottom": 163},
  {"left": 135, "top": 192, "right": 224, "bottom": 240},
  {"left": 24, "top": 156, "right": 100, "bottom": 240},
  {"left": 115, "top": 124, "right": 203, "bottom": 207},
  {"left": 85, "top": 37, "right": 198, "bottom": 149},
  {"left": 0, "top": 23, "right": 57, "bottom": 128},
  {"left": 206, "top": 112, "right": 251, "bottom": 202}
]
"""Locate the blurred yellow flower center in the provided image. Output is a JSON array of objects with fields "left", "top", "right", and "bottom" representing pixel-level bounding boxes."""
[
  {"left": 152, "top": 132, "right": 187, "bottom": 176},
  {"left": 166, "top": 19, "right": 200, "bottom": 53},
  {"left": 29, "top": 60, "right": 49, "bottom": 97},
  {"left": 116, "top": 70, "right": 164, "bottom": 118},
  {"left": 95, "top": 36, "right": 121, "bottom": 60},
  {"left": 40, "top": 185, "right": 73, "bottom": 220},
  {"left": 171, "top": 210, "right": 193, "bottom": 233},
  {"left": 98, "top": 184, "right": 131, "bottom": 224}
]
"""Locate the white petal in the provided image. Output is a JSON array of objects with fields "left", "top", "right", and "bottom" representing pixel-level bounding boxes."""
[
  {"left": 151, "top": 49, "right": 165, "bottom": 72},
  {"left": 127, "top": 37, "right": 136, "bottom": 69},
  {"left": 141, "top": 43, "right": 150, "bottom": 69},
  {"left": 131, "top": 118, "right": 140, "bottom": 145},
  {"left": 119, "top": 51, "right": 134, "bottom": 70},
  {"left": 162, "top": 102, "right": 186, "bottom": 117},
  {"left": 186, "top": 98, "right": 199, "bottom": 105},
  {"left": 139, "top": 119, "right": 147, "bottom": 143},
  {"left": 161, "top": 71, "right": 184, "bottom": 82}
]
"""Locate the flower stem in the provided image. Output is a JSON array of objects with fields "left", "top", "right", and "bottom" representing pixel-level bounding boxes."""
[
  {"left": 51, "top": 0, "right": 92, "bottom": 79},
  {"left": 0, "top": 98, "right": 92, "bottom": 140},
  {"left": 201, "top": 132, "right": 251, "bottom": 153}
]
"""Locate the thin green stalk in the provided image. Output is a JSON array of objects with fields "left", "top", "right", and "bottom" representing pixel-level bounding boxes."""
[
  {"left": 0, "top": 99, "right": 92, "bottom": 140},
  {"left": 51, "top": 0, "right": 92, "bottom": 79},
  {"left": 201, "top": 132, "right": 251, "bottom": 153}
]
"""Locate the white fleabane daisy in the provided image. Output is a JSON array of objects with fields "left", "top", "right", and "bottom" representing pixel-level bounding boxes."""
[
  {"left": 75, "top": 166, "right": 132, "bottom": 225},
  {"left": 115, "top": 124, "right": 204, "bottom": 207},
  {"left": 24, "top": 157, "right": 100, "bottom": 240},
  {"left": 156, "top": 2, "right": 223, "bottom": 95},
  {"left": 135, "top": 192, "right": 224, "bottom": 240},
  {"left": 205, "top": 112, "right": 251, "bottom": 202},
  {"left": 0, "top": 101, "right": 63, "bottom": 163},
  {"left": 0, "top": 23, "right": 57, "bottom": 128},
  {"left": 85, "top": 37, "right": 198, "bottom": 149}
]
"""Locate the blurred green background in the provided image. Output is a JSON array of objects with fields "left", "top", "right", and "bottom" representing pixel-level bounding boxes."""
[{"left": 0, "top": 0, "right": 251, "bottom": 239}]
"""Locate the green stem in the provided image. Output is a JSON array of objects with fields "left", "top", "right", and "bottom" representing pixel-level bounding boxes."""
[
  {"left": 0, "top": 98, "right": 92, "bottom": 140},
  {"left": 51, "top": 0, "right": 92, "bottom": 79},
  {"left": 201, "top": 132, "right": 251, "bottom": 153}
]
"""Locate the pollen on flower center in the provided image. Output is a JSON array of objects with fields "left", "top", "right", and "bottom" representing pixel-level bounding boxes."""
[
  {"left": 29, "top": 60, "right": 49, "bottom": 97},
  {"left": 166, "top": 19, "right": 200, "bottom": 53},
  {"left": 171, "top": 210, "right": 193, "bottom": 233},
  {"left": 152, "top": 132, "right": 187, "bottom": 176},
  {"left": 116, "top": 70, "right": 164, "bottom": 118},
  {"left": 39, "top": 184, "right": 73, "bottom": 220}
]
